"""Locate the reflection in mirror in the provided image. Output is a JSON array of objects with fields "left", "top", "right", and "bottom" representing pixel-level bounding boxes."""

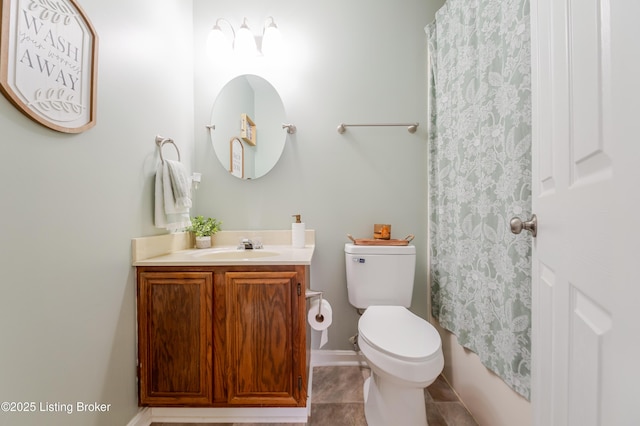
[{"left": 210, "top": 75, "right": 286, "bottom": 180}]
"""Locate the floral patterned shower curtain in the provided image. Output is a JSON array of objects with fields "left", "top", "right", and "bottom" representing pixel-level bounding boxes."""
[{"left": 426, "top": 0, "right": 532, "bottom": 399}]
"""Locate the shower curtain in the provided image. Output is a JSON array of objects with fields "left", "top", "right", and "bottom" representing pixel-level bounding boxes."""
[{"left": 426, "top": 0, "right": 532, "bottom": 399}]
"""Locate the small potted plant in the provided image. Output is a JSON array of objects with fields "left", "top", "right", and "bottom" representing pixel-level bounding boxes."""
[{"left": 187, "top": 216, "right": 222, "bottom": 249}]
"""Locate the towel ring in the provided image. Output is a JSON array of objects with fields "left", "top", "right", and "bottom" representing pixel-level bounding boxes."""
[{"left": 155, "top": 135, "right": 181, "bottom": 164}]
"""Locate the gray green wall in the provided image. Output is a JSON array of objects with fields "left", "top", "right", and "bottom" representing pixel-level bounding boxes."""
[
  {"left": 0, "top": 0, "right": 443, "bottom": 424},
  {"left": 192, "top": 0, "right": 443, "bottom": 351},
  {"left": 0, "top": 0, "right": 193, "bottom": 424}
]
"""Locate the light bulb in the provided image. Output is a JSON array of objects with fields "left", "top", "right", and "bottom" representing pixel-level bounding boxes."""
[
  {"left": 235, "top": 18, "right": 257, "bottom": 57},
  {"left": 206, "top": 21, "right": 232, "bottom": 59},
  {"left": 261, "top": 19, "right": 282, "bottom": 57}
]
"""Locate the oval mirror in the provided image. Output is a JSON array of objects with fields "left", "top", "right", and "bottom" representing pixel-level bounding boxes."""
[{"left": 210, "top": 74, "right": 286, "bottom": 180}]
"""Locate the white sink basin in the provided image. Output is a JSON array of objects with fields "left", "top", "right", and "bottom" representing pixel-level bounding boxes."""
[{"left": 191, "top": 249, "right": 280, "bottom": 260}]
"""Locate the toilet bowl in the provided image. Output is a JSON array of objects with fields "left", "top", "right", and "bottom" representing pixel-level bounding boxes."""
[{"left": 358, "top": 305, "right": 444, "bottom": 426}]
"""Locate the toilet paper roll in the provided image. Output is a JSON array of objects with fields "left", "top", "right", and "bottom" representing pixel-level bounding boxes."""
[{"left": 308, "top": 299, "right": 332, "bottom": 348}]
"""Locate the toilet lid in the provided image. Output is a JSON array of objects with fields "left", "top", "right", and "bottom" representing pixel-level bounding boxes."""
[{"left": 358, "top": 306, "right": 441, "bottom": 362}]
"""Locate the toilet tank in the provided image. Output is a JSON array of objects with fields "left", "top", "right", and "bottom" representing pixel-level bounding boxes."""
[{"left": 344, "top": 243, "right": 416, "bottom": 309}]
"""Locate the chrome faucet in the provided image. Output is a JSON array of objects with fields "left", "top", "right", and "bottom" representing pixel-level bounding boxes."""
[
  {"left": 238, "top": 238, "right": 263, "bottom": 250},
  {"left": 239, "top": 239, "right": 254, "bottom": 250}
]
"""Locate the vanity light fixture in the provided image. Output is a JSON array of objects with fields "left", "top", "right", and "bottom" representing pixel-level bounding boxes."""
[{"left": 206, "top": 17, "right": 282, "bottom": 58}]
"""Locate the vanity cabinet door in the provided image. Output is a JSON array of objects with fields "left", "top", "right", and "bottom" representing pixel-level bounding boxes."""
[
  {"left": 225, "top": 270, "right": 307, "bottom": 406},
  {"left": 137, "top": 270, "right": 213, "bottom": 406}
]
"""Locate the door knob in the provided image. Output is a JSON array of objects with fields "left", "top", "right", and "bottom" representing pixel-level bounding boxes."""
[{"left": 510, "top": 214, "right": 537, "bottom": 238}]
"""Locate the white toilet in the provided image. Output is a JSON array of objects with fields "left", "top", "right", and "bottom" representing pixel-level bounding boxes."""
[{"left": 345, "top": 243, "right": 444, "bottom": 426}]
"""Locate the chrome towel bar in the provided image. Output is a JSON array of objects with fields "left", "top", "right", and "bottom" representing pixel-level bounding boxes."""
[{"left": 337, "top": 122, "right": 419, "bottom": 134}]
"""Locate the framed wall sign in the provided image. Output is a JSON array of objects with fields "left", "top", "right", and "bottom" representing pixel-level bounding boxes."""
[
  {"left": 0, "top": 0, "right": 98, "bottom": 133},
  {"left": 240, "top": 113, "right": 256, "bottom": 146},
  {"left": 229, "top": 137, "right": 244, "bottom": 179}
]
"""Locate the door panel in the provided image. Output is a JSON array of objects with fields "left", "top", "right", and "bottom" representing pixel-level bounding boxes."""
[
  {"left": 225, "top": 271, "right": 302, "bottom": 406},
  {"left": 568, "top": 289, "right": 612, "bottom": 426},
  {"left": 137, "top": 271, "right": 213, "bottom": 406},
  {"left": 568, "top": 0, "right": 612, "bottom": 185}
]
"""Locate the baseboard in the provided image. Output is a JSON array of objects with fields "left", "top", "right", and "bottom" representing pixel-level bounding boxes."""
[
  {"left": 126, "top": 406, "right": 308, "bottom": 425},
  {"left": 149, "top": 406, "right": 308, "bottom": 423},
  {"left": 126, "top": 350, "right": 366, "bottom": 425},
  {"left": 310, "top": 349, "right": 366, "bottom": 366},
  {"left": 126, "top": 407, "right": 152, "bottom": 426}
]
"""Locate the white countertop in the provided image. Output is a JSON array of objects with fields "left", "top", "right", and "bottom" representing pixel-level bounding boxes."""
[
  {"left": 131, "top": 230, "right": 315, "bottom": 266},
  {"left": 133, "top": 244, "right": 314, "bottom": 266}
]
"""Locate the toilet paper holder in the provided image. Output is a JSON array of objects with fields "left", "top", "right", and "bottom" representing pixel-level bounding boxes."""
[{"left": 305, "top": 289, "right": 325, "bottom": 323}]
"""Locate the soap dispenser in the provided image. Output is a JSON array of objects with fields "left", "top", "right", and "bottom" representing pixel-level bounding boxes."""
[{"left": 291, "top": 214, "right": 305, "bottom": 248}]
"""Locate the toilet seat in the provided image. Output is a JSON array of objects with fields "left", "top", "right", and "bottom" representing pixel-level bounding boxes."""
[{"left": 358, "top": 306, "right": 441, "bottom": 362}]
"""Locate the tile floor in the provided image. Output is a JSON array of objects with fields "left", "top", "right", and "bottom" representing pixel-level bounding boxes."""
[{"left": 152, "top": 365, "right": 478, "bottom": 426}]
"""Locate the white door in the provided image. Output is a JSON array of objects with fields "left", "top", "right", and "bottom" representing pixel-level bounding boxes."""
[{"left": 529, "top": 1, "right": 640, "bottom": 425}]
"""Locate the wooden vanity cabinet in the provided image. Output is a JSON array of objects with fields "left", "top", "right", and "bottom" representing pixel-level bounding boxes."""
[{"left": 136, "top": 265, "right": 308, "bottom": 408}]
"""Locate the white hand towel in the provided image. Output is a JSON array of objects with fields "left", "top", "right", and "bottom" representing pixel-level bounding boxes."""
[
  {"left": 154, "top": 162, "right": 191, "bottom": 232},
  {"left": 165, "top": 159, "right": 192, "bottom": 209}
]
